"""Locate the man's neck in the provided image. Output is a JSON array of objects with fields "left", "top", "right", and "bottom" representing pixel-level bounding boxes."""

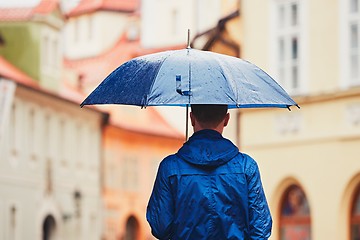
[{"left": 193, "top": 126, "right": 224, "bottom": 134}]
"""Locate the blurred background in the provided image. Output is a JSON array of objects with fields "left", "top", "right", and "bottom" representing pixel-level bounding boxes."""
[{"left": 0, "top": 0, "right": 360, "bottom": 239}]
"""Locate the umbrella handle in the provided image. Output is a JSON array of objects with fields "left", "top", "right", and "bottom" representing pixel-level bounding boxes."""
[{"left": 176, "top": 75, "right": 192, "bottom": 96}]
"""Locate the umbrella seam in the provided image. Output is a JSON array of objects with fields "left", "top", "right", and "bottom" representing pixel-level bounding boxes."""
[
  {"left": 244, "top": 60, "right": 297, "bottom": 105},
  {"left": 145, "top": 51, "right": 175, "bottom": 107},
  {"left": 213, "top": 54, "right": 238, "bottom": 104}
]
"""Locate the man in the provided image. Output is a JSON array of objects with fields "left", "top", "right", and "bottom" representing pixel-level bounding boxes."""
[{"left": 147, "top": 104, "right": 272, "bottom": 239}]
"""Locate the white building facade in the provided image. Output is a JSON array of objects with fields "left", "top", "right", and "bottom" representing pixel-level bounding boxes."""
[{"left": 0, "top": 79, "right": 106, "bottom": 240}]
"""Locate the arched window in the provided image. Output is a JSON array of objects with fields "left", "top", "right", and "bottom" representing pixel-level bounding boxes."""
[
  {"left": 124, "top": 216, "right": 139, "bottom": 240},
  {"left": 351, "top": 184, "right": 360, "bottom": 240},
  {"left": 280, "top": 185, "right": 311, "bottom": 240}
]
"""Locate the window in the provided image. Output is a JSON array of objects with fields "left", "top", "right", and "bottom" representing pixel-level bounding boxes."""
[
  {"left": 42, "top": 34, "right": 60, "bottom": 73},
  {"left": 59, "top": 119, "right": 65, "bottom": 165},
  {"left": 9, "top": 206, "right": 17, "bottom": 240},
  {"left": 122, "top": 156, "right": 139, "bottom": 191},
  {"left": 280, "top": 185, "right": 311, "bottom": 240},
  {"left": 272, "top": 0, "right": 304, "bottom": 95},
  {"left": 194, "top": 0, "right": 221, "bottom": 34},
  {"left": 42, "top": 36, "right": 49, "bottom": 66},
  {"left": 52, "top": 39, "right": 58, "bottom": 67},
  {"left": 124, "top": 216, "right": 139, "bottom": 240},
  {"left": 104, "top": 149, "right": 117, "bottom": 188},
  {"left": 74, "top": 20, "right": 79, "bottom": 43},
  {"left": 88, "top": 17, "right": 93, "bottom": 40},
  {"left": 28, "top": 108, "right": 37, "bottom": 161},
  {"left": 172, "top": 9, "right": 180, "bottom": 35},
  {"left": 75, "top": 123, "right": 83, "bottom": 168},
  {"left": 9, "top": 101, "right": 21, "bottom": 161},
  {"left": 351, "top": 0, "right": 359, "bottom": 13},
  {"left": 10, "top": 103, "right": 17, "bottom": 157},
  {"left": 43, "top": 215, "right": 56, "bottom": 240},
  {"left": 349, "top": 0, "right": 360, "bottom": 85},
  {"left": 43, "top": 114, "right": 50, "bottom": 158},
  {"left": 351, "top": 185, "right": 360, "bottom": 240},
  {"left": 88, "top": 129, "right": 99, "bottom": 171}
]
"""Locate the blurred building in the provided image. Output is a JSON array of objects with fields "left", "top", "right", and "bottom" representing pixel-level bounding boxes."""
[
  {"left": 101, "top": 106, "right": 184, "bottom": 240},
  {"left": 0, "top": 1, "right": 106, "bottom": 240},
  {"left": 0, "top": 1, "right": 182, "bottom": 240},
  {"left": 140, "top": 0, "right": 223, "bottom": 48},
  {"left": 240, "top": 0, "right": 360, "bottom": 239},
  {"left": 62, "top": 1, "right": 185, "bottom": 240}
]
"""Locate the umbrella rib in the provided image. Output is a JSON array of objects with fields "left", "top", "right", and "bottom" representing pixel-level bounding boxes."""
[{"left": 215, "top": 56, "right": 238, "bottom": 104}]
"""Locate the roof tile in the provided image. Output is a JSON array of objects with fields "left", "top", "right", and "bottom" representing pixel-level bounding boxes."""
[
  {"left": 0, "top": 0, "right": 60, "bottom": 21},
  {"left": 67, "top": 0, "right": 139, "bottom": 17}
]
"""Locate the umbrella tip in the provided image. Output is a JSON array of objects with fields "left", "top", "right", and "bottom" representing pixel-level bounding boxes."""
[
  {"left": 287, "top": 104, "right": 300, "bottom": 111},
  {"left": 187, "top": 29, "right": 191, "bottom": 49}
]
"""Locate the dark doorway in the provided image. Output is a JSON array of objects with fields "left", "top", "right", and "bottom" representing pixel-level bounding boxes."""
[
  {"left": 43, "top": 215, "right": 56, "bottom": 240},
  {"left": 124, "top": 216, "right": 139, "bottom": 240}
]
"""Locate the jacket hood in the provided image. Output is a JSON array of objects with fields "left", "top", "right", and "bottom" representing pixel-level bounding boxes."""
[{"left": 177, "top": 129, "right": 239, "bottom": 167}]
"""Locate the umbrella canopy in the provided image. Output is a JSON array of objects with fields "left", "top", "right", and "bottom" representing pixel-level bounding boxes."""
[{"left": 80, "top": 48, "right": 298, "bottom": 109}]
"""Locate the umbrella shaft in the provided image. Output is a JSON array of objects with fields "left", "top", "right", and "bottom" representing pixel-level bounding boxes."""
[{"left": 185, "top": 105, "right": 189, "bottom": 141}]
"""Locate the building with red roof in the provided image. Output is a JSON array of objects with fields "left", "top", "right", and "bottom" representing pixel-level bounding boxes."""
[
  {"left": 0, "top": 0, "right": 65, "bottom": 92},
  {"left": 0, "top": 0, "right": 59, "bottom": 21},
  {"left": 0, "top": 13, "right": 108, "bottom": 239},
  {"left": 0, "top": 0, "right": 195, "bottom": 239}
]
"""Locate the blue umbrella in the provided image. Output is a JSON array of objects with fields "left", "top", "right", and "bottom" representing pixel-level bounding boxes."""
[
  {"left": 80, "top": 48, "right": 298, "bottom": 109},
  {"left": 80, "top": 46, "right": 299, "bottom": 139}
]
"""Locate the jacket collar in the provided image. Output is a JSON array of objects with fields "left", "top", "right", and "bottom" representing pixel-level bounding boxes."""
[{"left": 177, "top": 129, "right": 239, "bottom": 167}]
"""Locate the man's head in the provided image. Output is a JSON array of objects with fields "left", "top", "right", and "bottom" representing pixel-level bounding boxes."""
[{"left": 190, "top": 104, "right": 230, "bottom": 133}]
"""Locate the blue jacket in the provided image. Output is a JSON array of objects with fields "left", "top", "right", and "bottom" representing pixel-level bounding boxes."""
[{"left": 147, "top": 129, "right": 272, "bottom": 239}]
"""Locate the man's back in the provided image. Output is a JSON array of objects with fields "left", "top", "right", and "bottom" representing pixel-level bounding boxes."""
[{"left": 147, "top": 130, "right": 272, "bottom": 240}]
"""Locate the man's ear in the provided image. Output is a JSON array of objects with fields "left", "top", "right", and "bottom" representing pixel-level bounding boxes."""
[
  {"left": 190, "top": 112, "right": 196, "bottom": 126},
  {"left": 224, "top": 113, "right": 230, "bottom": 127}
]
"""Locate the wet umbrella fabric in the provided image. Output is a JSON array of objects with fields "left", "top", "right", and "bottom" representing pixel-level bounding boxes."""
[{"left": 80, "top": 48, "right": 298, "bottom": 109}]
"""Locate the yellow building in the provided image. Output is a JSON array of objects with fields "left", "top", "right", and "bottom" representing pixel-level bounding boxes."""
[{"left": 240, "top": 0, "right": 360, "bottom": 239}]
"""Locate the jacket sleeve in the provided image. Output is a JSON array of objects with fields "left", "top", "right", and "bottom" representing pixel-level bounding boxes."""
[
  {"left": 146, "top": 159, "right": 174, "bottom": 239},
  {"left": 245, "top": 155, "right": 272, "bottom": 239}
]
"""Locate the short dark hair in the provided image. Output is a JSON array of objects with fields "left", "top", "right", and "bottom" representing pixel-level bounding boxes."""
[{"left": 191, "top": 104, "right": 228, "bottom": 128}]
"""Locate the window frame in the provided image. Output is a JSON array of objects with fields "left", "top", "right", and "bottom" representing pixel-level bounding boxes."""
[
  {"left": 340, "top": 0, "right": 360, "bottom": 88},
  {"left": 351, "top": 184, "right": 360, "bottom": 240},
  {"left": 270, "top": 0, "right": 308, "bottom": 96}
]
